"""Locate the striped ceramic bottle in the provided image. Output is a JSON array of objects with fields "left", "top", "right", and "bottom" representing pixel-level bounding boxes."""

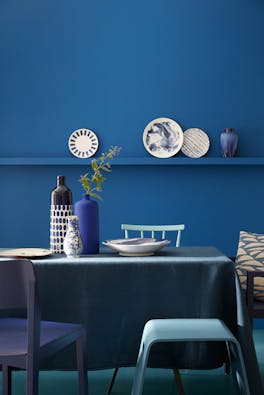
[{"left": 50, "top": 175, "right": 73, "bottom": 253}]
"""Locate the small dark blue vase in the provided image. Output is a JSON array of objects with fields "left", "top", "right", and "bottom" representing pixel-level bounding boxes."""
[
  {"left": 220, "top": 128, "right": 238, "bottom": 158},
  {"left": 74, "top": 194, "right": 99, "bottom": 254}
]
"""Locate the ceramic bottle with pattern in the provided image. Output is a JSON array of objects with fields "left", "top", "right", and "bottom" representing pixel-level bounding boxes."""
[
  {"left": 63, "top": 216, "right": 83, "bottom": 257},
  {"left": 50, "top": 175, "right": 73, "bottom": 253}
]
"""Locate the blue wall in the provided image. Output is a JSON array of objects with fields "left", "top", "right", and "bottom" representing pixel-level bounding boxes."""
[
  {"left": 1, "top": 0, "right": 264, "bottom": 250},
  {"left": 1, "top": 2, "right": 264, "bottom": 258}
]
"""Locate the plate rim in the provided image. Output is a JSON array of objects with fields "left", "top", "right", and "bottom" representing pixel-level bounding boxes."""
[
  {"left": 143, "top": 117, "right": 184, "bottom": 158},
  {"left": 103, "top": 237, "right": 156, "bottom": 245},
  {"left": 103, "top": 239, "right": 171, "bottom": 248}
]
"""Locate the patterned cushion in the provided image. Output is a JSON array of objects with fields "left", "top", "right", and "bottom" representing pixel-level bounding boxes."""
[{"left": 236, "top": 231, "right": 264, "bottom": 302}]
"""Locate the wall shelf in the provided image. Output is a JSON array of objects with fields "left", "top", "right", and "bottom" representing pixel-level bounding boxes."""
[{"left": 0, "top": 156, "right": 264, "bottom": 166}]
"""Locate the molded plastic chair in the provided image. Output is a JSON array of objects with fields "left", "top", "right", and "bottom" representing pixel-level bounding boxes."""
[
  {"left": 0, "top": 259, "right": 88, "bottom": 395},
  {"left": 131, "top": 319, "right": 250, "bottom": 395},
  {"left": 121, "top": 224, "right": 185, "bottom": 247},
  {"left": 107, "top": 224, "right": 185, "bottom": 394}
]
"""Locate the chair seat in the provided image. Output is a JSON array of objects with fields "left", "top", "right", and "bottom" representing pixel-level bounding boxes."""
[
  {"left": 0, "top": 318, "right": 83, "bottom": 357},
  {"left": 142, "top": 318, "right": 236, "bottom": 344}
]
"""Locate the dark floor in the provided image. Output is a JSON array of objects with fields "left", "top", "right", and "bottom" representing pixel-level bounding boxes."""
[{"left": 2, "top": 330, "right": 264, "bottom": 395}]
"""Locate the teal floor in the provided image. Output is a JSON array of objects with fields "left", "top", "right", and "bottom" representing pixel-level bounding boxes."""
[{"left": 3, "top": 330, "right": 264, "bottom": 395}]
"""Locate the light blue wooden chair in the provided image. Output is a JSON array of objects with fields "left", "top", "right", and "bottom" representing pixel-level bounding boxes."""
[
  {"left": 107, "top": 224, "right": 186, "bottom": 395},
  {"left": 131, "top": 319, "right": 250, "bottom": 395},
  {"left": 121, "top": 224, "right": 185, "bottom": 247}
]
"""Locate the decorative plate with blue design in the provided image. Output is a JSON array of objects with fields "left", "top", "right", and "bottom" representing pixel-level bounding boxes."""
[
  {"left": 143, "top": 117, "right": 184, "bottom": 158},
  {"left": 68, "top": 128, "right": 99, "bottom": 158}
]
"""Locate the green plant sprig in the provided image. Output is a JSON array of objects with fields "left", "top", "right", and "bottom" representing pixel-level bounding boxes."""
[{"left": 79, "top": 146, "right": 121, "bottom": 200}]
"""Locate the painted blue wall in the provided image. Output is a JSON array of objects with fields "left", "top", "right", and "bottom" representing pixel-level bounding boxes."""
[{"left": 1, "top": 1, "right": 264, "bottom": 324}]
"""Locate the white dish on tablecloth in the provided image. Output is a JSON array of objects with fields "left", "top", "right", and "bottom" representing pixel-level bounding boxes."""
[
  {"left": 0, "top": 248, "right": 52, "bottom": 259},
  {"left": 102, "top": 238, "right": 170, "bottom": 256}
]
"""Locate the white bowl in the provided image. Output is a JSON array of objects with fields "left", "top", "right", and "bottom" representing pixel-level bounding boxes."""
[{"left": 102, "top": 238, "right": 170, "bottom": 256}]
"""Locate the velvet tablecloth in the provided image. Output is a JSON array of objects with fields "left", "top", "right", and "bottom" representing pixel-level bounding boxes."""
[{"left": 32, "top": 246, "right": 262, "bottom": 395}]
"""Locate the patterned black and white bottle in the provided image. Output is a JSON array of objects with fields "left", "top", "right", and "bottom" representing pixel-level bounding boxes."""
[{"left": 50, "top": 175, "right": 73, "bottom": 253}]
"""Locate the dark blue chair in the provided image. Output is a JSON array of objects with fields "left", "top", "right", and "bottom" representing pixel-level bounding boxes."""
[{"left": 0, "top": 259, "right": 88, "bottom": 395}]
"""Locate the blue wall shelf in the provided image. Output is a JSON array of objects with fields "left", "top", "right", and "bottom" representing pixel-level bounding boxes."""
[{"left": 1, "top": 157, "right": 264, "bottom": 166}]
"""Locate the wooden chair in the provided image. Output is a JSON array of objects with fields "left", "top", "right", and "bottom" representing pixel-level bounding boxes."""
[
  {"left": 107, "top": 224, "right": 185, "bottom": 395},
  {"left": 231, "top": 257, "right": 264, "bottom": 328},
  {"left": 246, "top": 272, "right": 264, "bottom": 327},
  {"left": 0, "top": 259, "right": 88, "bottom": 395},
  {"left": 121, "top": 224, "right": 185, "bottom": 247}
]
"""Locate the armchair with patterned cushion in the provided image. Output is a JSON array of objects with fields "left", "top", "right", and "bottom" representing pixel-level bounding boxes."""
[
  {"left": 234, "top": 230, "right": 264, "bottom": 327},
  {"left": 246, "top": 271, "right": 264, "bottom": 326}
]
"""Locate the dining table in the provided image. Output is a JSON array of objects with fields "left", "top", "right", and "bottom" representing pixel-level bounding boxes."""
[{"left": 3, "top": 246, "right": 263, "bottom": 394}]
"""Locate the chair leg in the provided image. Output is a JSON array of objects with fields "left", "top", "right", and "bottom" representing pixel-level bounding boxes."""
[
  {"left": 76, "top": 332, "right": 88, "bottom": 395},
  {"left": 229, "top": 340, "right": 250, "bottom": 395},
  {"left": 107, "top": 368, "right": 119, "bottom": 394},
  {"left": 131, "top": 343, "right": 151, "bottom": 395},
  {"left": 173, "top": 369, "right": 185, "bottom": 395},
  {"left": 225, "top": 360, "right": 231, "bottom": 375},
  {"left": 225, "top": 341, "right": 231, "bottom": 375},
  {"left": 26, "top": 362, "right": 39, "bottom": 395},
  {"left": 2, "top": 365, "right": 12, "bottom": 395}
]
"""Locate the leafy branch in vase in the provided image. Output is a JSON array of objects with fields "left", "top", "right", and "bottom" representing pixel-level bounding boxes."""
[{"left": 79, "top": 146, "right": 121, "bottom": 200}]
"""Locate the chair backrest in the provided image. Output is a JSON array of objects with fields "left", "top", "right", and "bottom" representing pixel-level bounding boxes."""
[
  {"left": 0, "top": 259, "right": 40, "bottom": 356},
  {"left": 0, "top": 259, "right": 36, "bottom": 309},
  {"left": 121, "top": 224, "right": 185, "bottom": 247}
]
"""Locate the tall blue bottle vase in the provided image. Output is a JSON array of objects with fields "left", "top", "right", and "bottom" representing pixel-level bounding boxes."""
[{"left": 74, "top": 194, "right": 99, "bottom": 254}]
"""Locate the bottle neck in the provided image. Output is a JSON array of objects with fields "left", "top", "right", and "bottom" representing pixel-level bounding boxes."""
[
  {"left": 51, "top": 176, "right": 72, "bottom": 206},
  {"left": 57, "top": 175, "right": 65, "bottom": 186},
  {"left": 225, "top": 128, "right": 234, "bottom": 133},
  {"left": 67, "top": 216, "right": 79, "bottom": 229}
]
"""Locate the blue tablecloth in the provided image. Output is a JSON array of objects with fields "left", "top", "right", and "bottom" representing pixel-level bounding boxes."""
[{"left": 31, "top": 246, "right": 262, "bottom": 395}]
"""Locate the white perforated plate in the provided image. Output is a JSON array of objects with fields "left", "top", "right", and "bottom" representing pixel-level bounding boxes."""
[{"left": 68, "top": 128, "right": 99, "bottom": 158}]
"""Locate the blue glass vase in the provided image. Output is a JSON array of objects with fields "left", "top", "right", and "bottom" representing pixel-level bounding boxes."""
[
  {"left": 74, "top": 194, "right": 99, "bottom": 254},
  {"left": 220, "top": 128, "right": 238, "bottom": 158}
]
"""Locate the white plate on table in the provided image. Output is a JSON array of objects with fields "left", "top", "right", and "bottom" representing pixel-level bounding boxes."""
[
  {"left": 0, "top": 248, "right": 52, "bottom": 259},
  {"left": 102, "top": 238, "right": 170, "bottom": 256}
]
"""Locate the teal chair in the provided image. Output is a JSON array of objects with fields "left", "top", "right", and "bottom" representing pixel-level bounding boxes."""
[
  {"left": 107, "top": 223, "right": 185, "bottom": 395},
  {"left": 131, "top": 319, "right": 250, "bottom": 395},
  {"left": 121, "top": 224, "right": 185, "bottom": 247}
]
